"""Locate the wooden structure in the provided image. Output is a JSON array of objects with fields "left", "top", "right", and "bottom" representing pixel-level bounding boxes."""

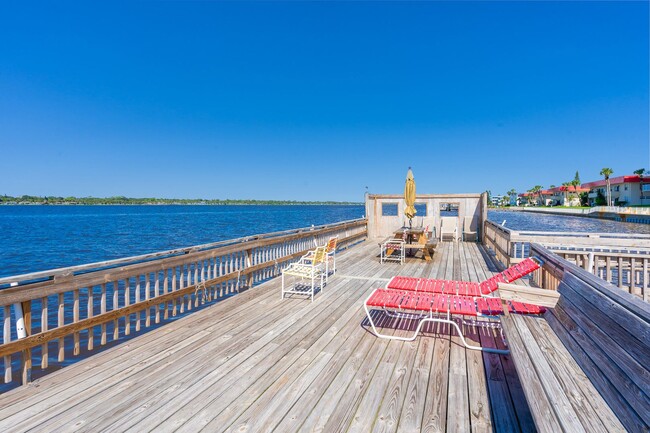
[
  {"left": 0, "top": 219, "right": 367, "bottom": 386},
  {"left": 365, "top": 193, "right": 488, "bottom": 241},
  {"left": 484, "top": 220, "right": 650, "bottom": 300},
  {"left": 0, "top": 241, "right": 540, "bottom": 432}
]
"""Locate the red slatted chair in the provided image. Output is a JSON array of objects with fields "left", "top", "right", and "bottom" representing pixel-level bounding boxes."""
[
  {"left": 385, "top": 257, "right": 543, "bottom": 297},
  {"left": 364, "top": 287, "right": 553, "bottom": 355}
]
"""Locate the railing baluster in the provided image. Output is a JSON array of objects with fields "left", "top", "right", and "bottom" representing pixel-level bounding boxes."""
[
  {"left": 172, "top": 270, "right": 177, "bottom": 317},
  {"left": 135, "top": 275, "right": 141, "bottom": 332},
  {"left": 58, "top": 293, "right": 65, "bottom": 362},
  {"left": 4, "top": 305, "right": 12, "bottom": 383},
  {"left": 112, "top": 281, "right": 119, "bottom": 341},
  {"left": 618, "top": 257, "right": 624, "bottom": 289},
  {"left": 145, "top": 273, "right": 151, "bottom": 328},
  {"left": 87, "top": 287, "right": 94, "bottom": 351},
  {"left": 100, "top": 283, "right": 107, "bottom": 345},
  {"left": 73, "top": 289, "right": 80, "bottom": 355},
  {"left": 41, "top": 296, "right": 48, "bottom": 369},
  {"left": 163, "top": 269, "right": 169, "bottom": 321},
  {"left": 124, "top": 279, "right": 131, "bottom": 336}
]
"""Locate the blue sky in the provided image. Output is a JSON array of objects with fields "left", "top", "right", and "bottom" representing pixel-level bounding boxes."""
[{"left": 1, "top": 1, "right": 648, "bottom": 201}]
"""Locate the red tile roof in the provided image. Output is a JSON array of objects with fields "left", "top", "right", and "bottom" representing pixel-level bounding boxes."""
[{"left": 582, "top": 175, "right": 648, "bottom": 189}]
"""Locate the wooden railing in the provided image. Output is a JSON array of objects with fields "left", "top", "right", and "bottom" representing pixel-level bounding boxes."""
[
  {"left": 546, "top": 249, "right": 649, "bottom": 301},
  {"left": 484, "top": 220, "right": 650, "bottom": 300},
  {"left": 0, "top": 218, "right": 367, "bottom": 386}
]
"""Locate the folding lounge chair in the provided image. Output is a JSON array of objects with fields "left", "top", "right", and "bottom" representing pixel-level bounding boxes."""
[
  {"left": 282, "top": 246, "right": 326, "bottom": 302},
  {"left": 387, "top": 257, "right": 543, "bottom": 297},
  {"left": 363, "top": 257, "right": 552, "bottom": 354},
  {"left": 363, "top": 286, "right": 557, "bottom": 354}
]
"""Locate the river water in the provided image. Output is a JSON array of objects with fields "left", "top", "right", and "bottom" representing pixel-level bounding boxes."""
[
  {"left": 488, "top": 210, "right": 650, "bottom": 234},
  {"left": 0, "top": 205, "right": 365, "bottom": 278},
  {"left": 2, "top": 205, "right": 649, "bottom": 278}
]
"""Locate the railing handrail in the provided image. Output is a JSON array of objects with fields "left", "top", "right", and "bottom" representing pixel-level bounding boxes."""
[
  {"left": 540, "top": 244, "right": 650, "bottom": 256},
  {"left": 484, "top": 220, "right": 650, "bottom": 239},
  {"left": 0, "top": 217, "right": 367, "bottom": 288}
]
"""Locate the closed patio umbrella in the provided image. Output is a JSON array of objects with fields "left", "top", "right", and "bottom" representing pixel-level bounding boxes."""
[{"left": 404, "top": 167, "right": 416, "bottom": 228}]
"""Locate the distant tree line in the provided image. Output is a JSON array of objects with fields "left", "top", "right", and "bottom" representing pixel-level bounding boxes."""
[{"left": 0, "top": 195, "right": 362, "bottom": 206}]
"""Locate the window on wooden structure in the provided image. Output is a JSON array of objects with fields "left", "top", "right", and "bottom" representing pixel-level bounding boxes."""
[
  {"left": 440, "top": 202, "right": 459, "bottom": 217},
  {"left": 414, "top": 203, "right": 427, "bottom": 216},
  {"left": 381, "top": 203, "right": 398, "bottom": 216}
]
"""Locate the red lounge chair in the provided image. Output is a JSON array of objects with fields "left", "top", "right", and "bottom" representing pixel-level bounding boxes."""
[
  {"left": 363, "top": 287, "right": 556, "bottom": 354},
  {"left": 385, "top": 257, "right": 543, "bottom": 296},
  {"left": 363, "top": 257, "right": 550, "bottom": 355}
]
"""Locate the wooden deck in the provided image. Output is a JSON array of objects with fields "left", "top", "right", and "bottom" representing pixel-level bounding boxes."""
[{"left": 0, "top": 241, "right": 536, "bottom": 433}]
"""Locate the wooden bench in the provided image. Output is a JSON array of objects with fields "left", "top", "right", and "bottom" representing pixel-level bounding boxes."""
[
  {"left": 501, "top": 248, "right": 649, "bottom": 433},
  {"left": 404, "top": 239, "right": 437, "bottom": 260}
]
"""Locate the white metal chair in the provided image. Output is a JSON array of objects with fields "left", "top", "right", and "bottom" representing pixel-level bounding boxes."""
[
  {"left": 281, "top": 246, "right": 327, "bottom": 302},
  {"left": 440, "top": 217, "right": 458, "bottom": 242},
  {"left": 302, "top": 236, "right": 338, "bottom": 281},
  {"left": 380, "top": 232, "right": 406, "bottom": 264}
]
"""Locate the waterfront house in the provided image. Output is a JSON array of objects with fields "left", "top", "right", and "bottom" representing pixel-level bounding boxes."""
[
  {"left": 582, "top": 174, "right": 650, "bottom": 206},
  {"left": 546, "top": 185, "right": 590, "bottom": 206},
  {"left": 518, "top": 190, "right": 553, "bottom": 206}
]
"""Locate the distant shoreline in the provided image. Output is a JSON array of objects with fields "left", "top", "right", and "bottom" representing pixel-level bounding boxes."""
[{"left": 0, "top": 197, "right": 362, "bottom": 206}]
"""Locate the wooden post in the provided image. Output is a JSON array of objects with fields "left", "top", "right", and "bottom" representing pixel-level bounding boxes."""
[
  {"left": 246, "top": 248, "right": 253, "bottom": 288},
  {"left": 20, "top": 300, "right": 32, "bottom": 384}
]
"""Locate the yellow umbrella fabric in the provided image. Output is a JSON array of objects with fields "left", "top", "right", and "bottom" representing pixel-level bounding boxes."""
[{"left": 404, "top": 167, "right": 417, "bottom": 224}]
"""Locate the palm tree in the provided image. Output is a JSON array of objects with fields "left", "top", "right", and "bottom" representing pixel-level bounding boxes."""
[
  {"left": 634, "top": 168, "right": 646, "bottom": 201},
  {"left": 600, "top": 168, "right": 614, "bottom": 206},
  {"left": 561, "top": 182, "right": 572, "bottom": 206},
  {"left": 507, "top": 188, "right": 517, "bottom": 205},
  {"left": 530, "top": 185, "right": 543, "bottom": 206}
]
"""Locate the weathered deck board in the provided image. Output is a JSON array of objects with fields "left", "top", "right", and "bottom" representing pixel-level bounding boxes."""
[{"left": 0, "top": 241, "right": 535, "bottom": 432}]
